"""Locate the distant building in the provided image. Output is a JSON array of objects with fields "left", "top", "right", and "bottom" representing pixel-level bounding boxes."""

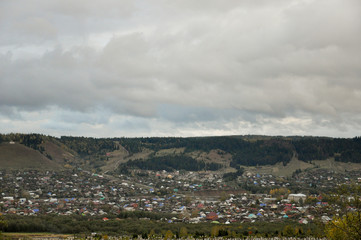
[{"left": 288, "top": 193, "right": 307, "bottom": 202}]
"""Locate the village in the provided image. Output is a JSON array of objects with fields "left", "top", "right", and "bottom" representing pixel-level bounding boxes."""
[{"left": 0, "top": 168, "right": 360, "bottom": 225}]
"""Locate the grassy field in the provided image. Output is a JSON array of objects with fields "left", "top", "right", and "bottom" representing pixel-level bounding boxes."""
[{"left": 2, "top": 232, "right": 72, "bottom": 239}]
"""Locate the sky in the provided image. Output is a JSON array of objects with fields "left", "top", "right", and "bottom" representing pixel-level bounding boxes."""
[{"left": 1, "top": 0, "right": 361, "bottom": 138}]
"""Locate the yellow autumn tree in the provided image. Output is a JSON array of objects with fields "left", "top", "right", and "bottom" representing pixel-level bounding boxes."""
[
  {"left": 325, "top": 212, "right": 361, "bottom": 240},
  {"left": 211, "top": 225, "right": 220, "bottom": 237},
  {"left": 148, "top": 229, "right": 156, "bottom": 239},
  {"left": 282, "top": 225, "right": 294, "bottom": 237},
  {"left": 325, "top": 184, "right": 361, "bottom": 240},
  {"left": 179, "top": 227, "right": 188, "bottom": 238},
  {"left": 164, "top": 230, "right": 173, "bottom": 240},
  {"left": 270, "top": 188, "right": 290, "bottom": 197}
]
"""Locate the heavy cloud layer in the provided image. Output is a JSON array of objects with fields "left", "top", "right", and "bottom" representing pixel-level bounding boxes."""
[{"left": 1, "top": 0, "right": 361, "bottom": 137}]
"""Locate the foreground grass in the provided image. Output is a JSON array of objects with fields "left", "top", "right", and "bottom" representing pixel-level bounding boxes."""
[{"left": 2, "top": 232, "right": 71, "bottom": 239}]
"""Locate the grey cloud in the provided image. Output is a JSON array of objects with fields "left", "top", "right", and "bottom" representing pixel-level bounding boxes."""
[
  {"left": 0, "top": 0, "right": 136, "bottom": 45},
  {"left": 282, "top": 0, "right": 361, "bottom": 48},
  {"left": 1, "top": 0, "right": 361, "bottom": 137},
  {"left": 13, "top": 17, "right": 57, "bottom": 41}
]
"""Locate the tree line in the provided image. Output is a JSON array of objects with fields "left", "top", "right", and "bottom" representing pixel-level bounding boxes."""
[
  {"left": 1, "top": 214, "right": 323, "bottom": 238},
  {"left": 0, "top": 133, "right": 45, "bottom": 152},
  {"left": 119, "top": 155, "right": 222, "bottom": 172}
]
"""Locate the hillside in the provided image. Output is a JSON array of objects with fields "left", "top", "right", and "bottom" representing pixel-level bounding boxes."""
[
  {"left": 40, "top": 139, "right": 78, "bottom": 166},
  {"left": 0, "top": 142, "right": 61, "bottom": 169},
  {"left": 0, "top": 134, "right": 80, "bottom": 170},
  {"left": 1, "top": 134, "right": 361, "bottom": 173},
  {"left": 103, "top": 136, "right": 361, "bottom": 174}
]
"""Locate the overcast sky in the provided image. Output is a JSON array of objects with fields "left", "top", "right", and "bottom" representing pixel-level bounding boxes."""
[{"left": 1, "top": 0, "right": 361, "bottom": 138}]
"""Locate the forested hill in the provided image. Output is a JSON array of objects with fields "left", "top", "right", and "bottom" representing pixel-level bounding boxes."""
[{"left": 1, "top": 133, "right": 361, "bottom": 171}]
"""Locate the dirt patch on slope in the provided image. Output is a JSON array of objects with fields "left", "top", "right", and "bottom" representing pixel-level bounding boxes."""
[
  {"left": 312, "top": 158, "right": 361, "bottom": 173},
  {"left": 155, "top": 148, "right": 185, "bottom": 157},
  {"left": 242, "top": 157, "right": 314, "bottom": 177}
]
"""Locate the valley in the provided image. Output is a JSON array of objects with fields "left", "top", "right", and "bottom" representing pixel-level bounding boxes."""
[{"left": 0, "top": 133, "right": 360, "bottom": 238}]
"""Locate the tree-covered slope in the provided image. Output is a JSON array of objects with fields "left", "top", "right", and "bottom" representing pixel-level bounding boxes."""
[{"left": 1, "top": 133, "right": 361, "bottom": 171}]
